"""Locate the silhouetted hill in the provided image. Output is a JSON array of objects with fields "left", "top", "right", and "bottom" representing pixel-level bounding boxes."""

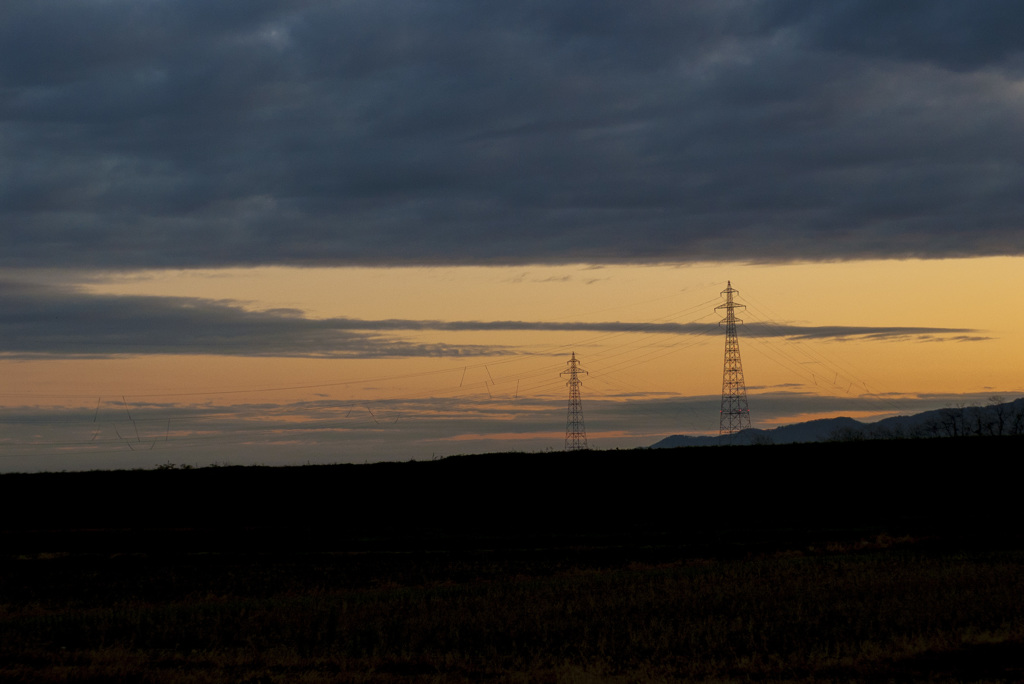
[{"left": 651, "top": 397, "right": 1024, "bottom": 448}]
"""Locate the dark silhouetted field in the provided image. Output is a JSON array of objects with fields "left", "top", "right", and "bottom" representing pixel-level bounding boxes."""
[{"left": 2, "top": 438, "right": 1022, "bottom": 682}]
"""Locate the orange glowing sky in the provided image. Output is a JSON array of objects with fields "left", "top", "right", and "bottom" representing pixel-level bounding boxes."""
[
  {"left": 1, "top": 257, "right": 1020, "bottom": 471},
  {"left": 67, "top": 256, "right": 1024, "bottom": 395}
]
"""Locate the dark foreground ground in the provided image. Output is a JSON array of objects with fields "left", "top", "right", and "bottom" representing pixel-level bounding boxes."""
[{"left": 2, "top": 437, "right": 1023, "bottom": 682}]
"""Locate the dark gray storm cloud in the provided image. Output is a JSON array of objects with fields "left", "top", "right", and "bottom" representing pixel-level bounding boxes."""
[
  {"left": 0, "top": 281, "right": 979, "bottom": 358},
  {"left": 3, "top": 0, "right": 1024, "bottom": 268}
]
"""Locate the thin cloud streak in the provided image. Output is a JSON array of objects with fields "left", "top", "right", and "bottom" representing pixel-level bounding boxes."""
[
  {"left": 3, "top": 389, "right": 1019, "bottom": 472},
  {"left": 0, "top": 281, "right": 506, "bottom": 358},
  {"left": 0, "top": 283, "right": 982, "bottom": 358}
]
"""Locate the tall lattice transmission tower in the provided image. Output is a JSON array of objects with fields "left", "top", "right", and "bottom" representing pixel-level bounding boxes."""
[
  {"left": 716, "top": 281, "right": 751, "bottom": 436},
  {"left": 561, "top": 351, "right": 588, "bottom": 450}
]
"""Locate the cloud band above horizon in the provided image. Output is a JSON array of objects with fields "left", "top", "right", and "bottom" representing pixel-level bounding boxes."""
[{"left": 0, "top": 281, "right": 984, "bottom": 358}]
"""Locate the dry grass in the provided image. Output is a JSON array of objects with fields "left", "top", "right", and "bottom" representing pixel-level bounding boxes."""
[{"left": 2, "top": 544, "right": 1024, "bottom": 682}]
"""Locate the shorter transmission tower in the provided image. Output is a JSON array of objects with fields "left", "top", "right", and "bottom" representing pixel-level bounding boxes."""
[
  {"left": 561, "top": 351, "right": 588, "bottom": 451},
  {"left": 716, "top": 281, "right": 751, "bottom": 436}
]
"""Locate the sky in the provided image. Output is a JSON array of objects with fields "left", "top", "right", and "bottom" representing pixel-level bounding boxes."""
[{"left": 2, "top": 1, "right": 1024, "bottom": 471}]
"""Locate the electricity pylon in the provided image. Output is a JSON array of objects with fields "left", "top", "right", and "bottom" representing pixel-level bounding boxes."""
[
  {"left": 561, "top": 351, "right": 588, "bottom": 450},
  {"left": 716, "top": 281, "right": 751, "bottom": 436}
]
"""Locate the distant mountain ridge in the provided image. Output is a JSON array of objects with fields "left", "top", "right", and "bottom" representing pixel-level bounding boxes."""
[{"left": 650, "top": 397, "right": 1024, "bottom": 448}]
